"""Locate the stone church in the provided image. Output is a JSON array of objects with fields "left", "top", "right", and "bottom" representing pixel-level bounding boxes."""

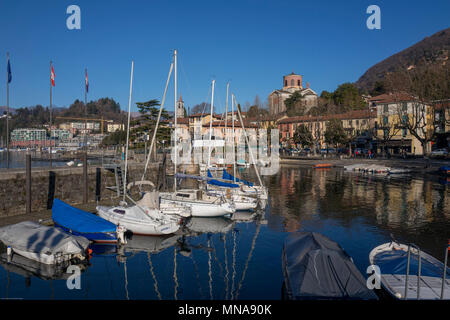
[{"left": 268, "top": 72, "right": 318, "bottom": 115}]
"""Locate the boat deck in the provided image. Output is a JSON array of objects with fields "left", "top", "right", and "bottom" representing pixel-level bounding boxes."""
[{"left": 383, "top": 274, "right": 450, "bottom": 300}]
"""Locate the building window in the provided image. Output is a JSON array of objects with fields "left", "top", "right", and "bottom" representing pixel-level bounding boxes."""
[
  {"left": 383, "top": 116, "right": 388, "bottom": 125},
  {"left": 383, "top": 104, "right": 389, "bottom": 113},
  {"left": 290, "top": 79, "right": 294, "bottom": 86},
  {"left": 284, "top": 80, "right": 287, "bottom": 86},
  {"left": 297, "top": 80, "right": 300, "bottom": 86},
  {"left": 402, "top": 102, "right": 407, "bottom": 111}
]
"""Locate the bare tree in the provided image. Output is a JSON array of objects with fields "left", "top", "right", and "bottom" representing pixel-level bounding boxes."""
[{"left": 386, "top": 72, "right": 436, "bottom": 155}]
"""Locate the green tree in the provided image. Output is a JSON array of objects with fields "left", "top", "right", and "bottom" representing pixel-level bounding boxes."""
[
  {"left": 333, "top": 83, "right": 367, "bottom": 111},
  {"left": 285, "top": 91, "right": 306, "bottom": 116},
  {"left": 133, "top": 99, "right": 171, "bottom": 147},
  {"left": 101, "top": 130, "right": 127, "bottom": 146},
  {"left": 293, "top": 124, "right": 313, "bottom": 148},
  {"left": 324, "top": 119, "right": 347, "bottom": 148}
]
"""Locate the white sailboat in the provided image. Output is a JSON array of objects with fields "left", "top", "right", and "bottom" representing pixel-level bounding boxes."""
[
  {"left": 96, "top": 61, "right": 181, "bottom": 236},
  {"left": 203, "top": 91, "right": 268, "bottom": 204},
  {"left": 142, "top": 50, "right": 235, "bottom": 218}
]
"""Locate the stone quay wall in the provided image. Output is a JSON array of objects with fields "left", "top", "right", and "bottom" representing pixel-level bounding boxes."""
[{"left": 0, "top": 163, "right": 163, "bottom": 218}]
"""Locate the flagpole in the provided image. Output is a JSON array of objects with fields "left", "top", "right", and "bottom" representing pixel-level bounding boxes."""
[
  {"left": 84, "top": 68, "right": 87, "bottom": 153},
  {"left": 6, "top": 52, "right": 10, "bottom": 169},
  {"left": 49, "top": 61, "right": 53, "bottom": 168}
]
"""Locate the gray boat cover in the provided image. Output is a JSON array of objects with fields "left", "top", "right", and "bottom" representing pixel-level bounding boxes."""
[
  {"left": 0, "top": 221, "right": 90, "bottom": 257},
  {"left": 282, "top": 232, "right": 378, "bottom": 300}
]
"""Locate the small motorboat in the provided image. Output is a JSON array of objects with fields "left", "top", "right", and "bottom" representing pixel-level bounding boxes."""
[
  {"left": 282, "top": 232, "right": 378, "bottom": 300},
  {"left": 369, "top": 241, "right": 450, "bottom": 300},
  {"left": 313, "top": 163, "right": 333, "bottom": 169},
  {"left": 0, "top": 221, "right": 90, "bottom": 265},
  {"left": 344, "top": 164, "right": 363, "bottom": 171},
  {"left": 52, "top": 198, "right": 125, "bottom": 244}
]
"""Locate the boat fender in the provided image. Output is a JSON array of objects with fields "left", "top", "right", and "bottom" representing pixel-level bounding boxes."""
[
  {"left": 86, "top": 248, "right": 93, "bottom": 260},
  {"left": 117, "top": 226, "right": 127, "bottom": 245},
  {"left": 7, "top": 246, "right": 12, "bottom": 263}
]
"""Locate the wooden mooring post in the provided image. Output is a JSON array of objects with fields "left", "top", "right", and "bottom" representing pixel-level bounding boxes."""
[
  {"left": 26, "top": 154, "right": 31, "bottom": 214},
  {"left": 83, "top": 152, "right": 88, "bottom": 204}
]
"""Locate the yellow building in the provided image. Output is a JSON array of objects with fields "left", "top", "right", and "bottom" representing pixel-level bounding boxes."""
[{"left": 370, "top": 93, "right": 433, "bottom": 155}]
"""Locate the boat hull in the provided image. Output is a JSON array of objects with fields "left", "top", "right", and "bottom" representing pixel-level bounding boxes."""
[
  {"left": 369, "top": 242, "right": 450, "bottom": 300},
  {"left": 160, "top": 198, "right": 234, "bottom": 217},
  {"left": 97, "top": 206, "right": 180, "bottom": 236},
  {"left": 54, "top": 223, "right": 118, "bottom": 244}
]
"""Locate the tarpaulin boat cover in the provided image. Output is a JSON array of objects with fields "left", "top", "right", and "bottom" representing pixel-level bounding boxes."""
[
  {"left": 282, "top": 232, "right": 378, "bottom": 300},
  {"left": 222, "top": 169, "right": 254, "bottom": 187},
  {"left": 52, "top": 198, "right": 117, "bottom": 234},
  {"left": 207, "top": 170, "right": 239, "bottom": 188},
  {"left": 372, "top": 248, "right": 450, "bottom": 278},
  {"left": 0, "top": 221, "right": 90, "bottom": 257}
]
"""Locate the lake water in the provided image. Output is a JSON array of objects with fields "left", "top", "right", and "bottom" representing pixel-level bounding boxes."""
[
  {"left": 0, "top": 151, "right": 67, "bottom": 169},
  {"left": 0, "top": 165, "right": 449, "bottom": 299}
]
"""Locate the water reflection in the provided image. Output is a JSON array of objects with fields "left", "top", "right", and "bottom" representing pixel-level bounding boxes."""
[{"left": 0, "top": 165, "right": 448, "bottom": 299}]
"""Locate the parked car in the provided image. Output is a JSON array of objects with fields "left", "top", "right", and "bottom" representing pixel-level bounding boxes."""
[{"left": 430, "top": 148, "right": 449, "bottom": 156}]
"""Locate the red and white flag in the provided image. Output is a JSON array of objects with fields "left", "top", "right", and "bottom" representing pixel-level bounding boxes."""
[{"left": 51, "top": 64, "right": 55, "bottom": 87}]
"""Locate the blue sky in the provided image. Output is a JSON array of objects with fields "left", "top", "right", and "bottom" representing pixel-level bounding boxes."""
[{"left": 0, "top": 0, "right": 449, "bottom": 114}]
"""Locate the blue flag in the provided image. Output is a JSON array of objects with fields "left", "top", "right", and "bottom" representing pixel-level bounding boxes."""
[{"left": 7, "top": 58, "right": 11, "bottom": 83}]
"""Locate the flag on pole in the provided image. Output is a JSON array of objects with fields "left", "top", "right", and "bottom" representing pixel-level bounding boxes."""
[
  {"left": 7, "top": 56, "right": 12, "bottom": 83},
  {"left": 51, "top": 64, "right": 55, "bottom": 87},
  {"left": 85, "top": 69, "right": 89, "bottom": 93}
]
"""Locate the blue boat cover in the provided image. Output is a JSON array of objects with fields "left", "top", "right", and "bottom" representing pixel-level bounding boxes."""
[
  {"left": 373, "top": 248, "right": 450, "bottom": 278},
  {"left": 221, "top": 169, "right": 253, "bottom": 187},
  {"left": 207, "top": 170, "right": 239, "bottom": 188},
  {"left": 439, "top": 166, "right": 450, "bottom": 171},
  {"left": 52, "top": 198, "right": 117, "bottom": 234}
]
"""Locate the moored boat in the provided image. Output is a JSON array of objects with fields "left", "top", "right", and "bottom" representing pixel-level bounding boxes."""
[
  {"left": 369, "top": 241, "right": 450, "bottom": 300},
  {"left": 282, "top": 232, "right": 378, "bottom": 300},
  {"left": 160, "top": 189, "right": 235, "bottom": 217},
  {"left": 52, "top": 198, "right": 125, "bottom": 244},
  {"left": 313, "top": 163, "right": 333, "bottom": 169},
  {"left": 96, "top": 204, "right": 180, "bottom": 236},
  {"left": 0, "top": 221, "right": 90, "bottom": 265}
]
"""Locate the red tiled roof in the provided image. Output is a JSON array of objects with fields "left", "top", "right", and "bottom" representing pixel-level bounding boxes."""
[
  {"left": 277, "top": 109, "right": 376, "bottom": 124},
  {"left": 369, "top": 92, "right": 417, "bottom": 104}
]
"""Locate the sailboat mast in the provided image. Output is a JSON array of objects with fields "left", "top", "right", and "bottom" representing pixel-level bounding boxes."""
[
  {"left": 123, "top": 60, "right": 134, "bottom": 202},
  {"left": 224, "top": 82, "right": 229, "bottom": 167},
  {"left": 234, "top": 94, "right": 264, "bottom": 189},
  {"left": 225, "top": 82, "right": 229, "bottom": 145},
  {"left": 173, "top": 49, "right": 178, "bottom": 192},
  {"left": 231, "top": 94, "right": 236, "bottom": 182},
  {"left": 207, "top": 80, "right": 215, "bottom": 168}
]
